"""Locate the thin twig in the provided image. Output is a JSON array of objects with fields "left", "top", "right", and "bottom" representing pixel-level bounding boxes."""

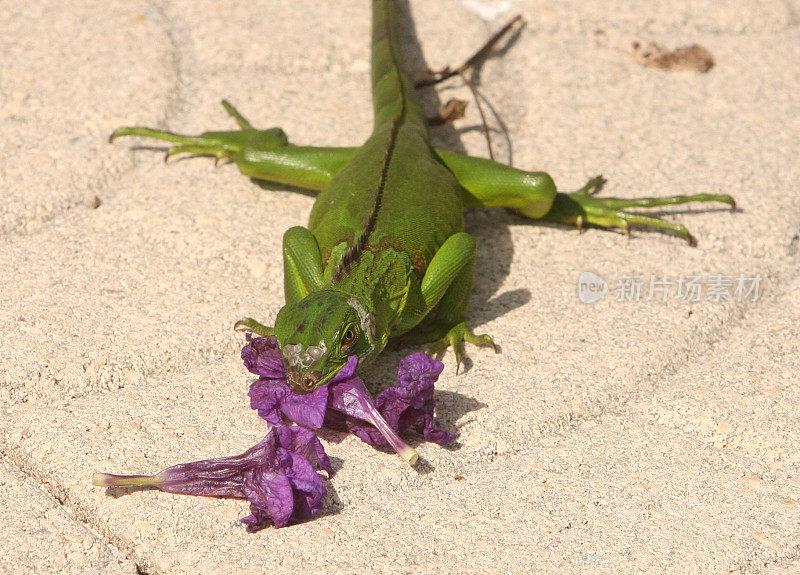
[
  {"left": 458, "top": 71, "right": 494, "bottom": 160},
  {"left": 416, "top": 15, "right": 524, "bottom": 88}
]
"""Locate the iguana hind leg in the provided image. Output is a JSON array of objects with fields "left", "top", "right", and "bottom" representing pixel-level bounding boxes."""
[
  {"left": 110, "top": 100, "right": 350, "bottom": 192},
  {"left": 437, "top": 150, "right": 735, "bottom": 244},
  {"left": 543, "top": 176, "right": 736, "bottom": 246}
]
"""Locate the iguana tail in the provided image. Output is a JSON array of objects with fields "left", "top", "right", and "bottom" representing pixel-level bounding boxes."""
[{"left": 371, "top": 0, "right": 429, "bottom": 140}]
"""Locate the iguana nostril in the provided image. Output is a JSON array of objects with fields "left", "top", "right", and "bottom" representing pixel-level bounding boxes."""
[{"left": 286, "top": 368, "right": 322, "bottom": 393}]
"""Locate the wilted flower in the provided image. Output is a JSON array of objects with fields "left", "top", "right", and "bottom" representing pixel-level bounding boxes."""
[
  {"left": 93, "top": 425, "right": 332, "bottom": 531},
  {"left": 94, "top": 336, "right": 455, "bottom": 530},
  {"left": 326, "top": 352, "right": 455, "bottom": 448}
]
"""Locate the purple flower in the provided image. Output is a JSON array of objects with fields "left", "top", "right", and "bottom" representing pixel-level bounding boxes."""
[
  {"left": 245, "top": 335, "right": 358, "bottom": 429},
  {"left": 93, "top": 425, "right": 332, "bottom": 531},
  {"left": 328, "top": 352, "right": 455, "bottom": 448},
  {"left": 378, "top": 352, "right": 455, "bottom": 445},
  {"left": 325, "top": 377, "right": 420, "bottom": 464},
  {"left": 243, "top": 336, "right": 453, "bottom": 465}
]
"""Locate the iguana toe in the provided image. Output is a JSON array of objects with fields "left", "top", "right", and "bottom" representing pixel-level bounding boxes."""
[
  {"left": 425, "top": 322, "right": 496, "bottom": 374},
  {"left": 234, "top": 317, "right": 275, "bottom": 336}
]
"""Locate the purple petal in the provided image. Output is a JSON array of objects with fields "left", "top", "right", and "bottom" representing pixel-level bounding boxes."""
[
  {"left": 348, "top": 421, "right": 390, "bottom": 448},
  {"left": 328, "top": 378, "right": 418, "bottom": 464},
  {"left": 395, "top": 351, "right": 445, "bottom": 406},
  {"left": 279, "top": 382, "right": 330, "bottom": 429},
  {"left": 248, "top": 365, "right": 330, "bottom": 430},
  {"left": 376, "top": 352, "right": 454, "bottom": 445},
  {"left": 241, "top": 335, "right": 285, "bottom": 378},
  {"left": 248, "top": 378, "right": 287, "bottom": 425},
  {"left": 282, "top": 451, "right": 328, "bottom": 521},
  {"left": 323, "top": 409, "right": 386, "bottom": 447},
  {"left": 330, "top": 354, "right": 360, "bottom": 383},
  {"left": 271, "top": 355, "right": 359, "bottom": 431},
  {"left": 327, "top": 378, "right": 373, "bottom": 423},
  {"left": 242, "top": 462, "right": 294, "bottom": 529},
  {"left": 150, "top": 434, "right": 281, "bottom": 497},
  {"left": 244, "top": 337, "right": 360, "bottom": 430},
  {"left": 273, "top": 425, "right": 333, "bottom": 477}
]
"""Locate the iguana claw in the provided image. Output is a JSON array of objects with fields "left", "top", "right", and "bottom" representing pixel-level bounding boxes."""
[
  {"left": 543, "top": 175, "right": 736, "bottom": 245},
  {"left": 109, "top": 101, "right": 290, "bottom": 164},
  {"left": 234, "top": 317, "right": 275, "bottom": 336},
  {"left": 425, "top": 322, "right": 497, "bottom": 374}
]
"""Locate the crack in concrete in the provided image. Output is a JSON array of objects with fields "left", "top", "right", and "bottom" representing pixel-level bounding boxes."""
[
  {"left": 759, "top": 546, "right": 800, "bottom": 572},
  {"left": 783, "top": 0, "right": 800, "bottom": 27},
  {"left": 2, "top": 442, "right": 152, "bottom": 572},
  {"left": 0, "top": 3, "right": 192, "bottom": 561},
  {"left": 0, "top": 0, "right": 186, "bottom": 241},
  {"left": 0, "top": 451, "right": 137, "bottom": 572},
  {"left": 506, "top": 257, "right": 798, "bottom": 447},
  {"left": 152, "top": 1, "right": 185, "bottom": 135},
  {"left": 470, "top": 244, "right": 800, "bottom": 466}
]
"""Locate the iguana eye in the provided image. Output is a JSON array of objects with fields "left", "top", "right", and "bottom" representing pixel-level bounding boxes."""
[{"left": 341, "top": 325, "right": 358, "bottom": 351}]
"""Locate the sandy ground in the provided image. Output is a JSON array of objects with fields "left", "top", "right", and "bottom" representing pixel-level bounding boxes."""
[{"left": 2, "top": 0, "right": 799, "bottom": 573}]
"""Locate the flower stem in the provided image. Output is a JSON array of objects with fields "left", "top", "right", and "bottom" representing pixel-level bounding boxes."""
[
  {"left": 359, "top": 398, "right": 419, "bottom": 466},
  {"left": 92, "top": 472, "right": 159, "bottom": 488}
]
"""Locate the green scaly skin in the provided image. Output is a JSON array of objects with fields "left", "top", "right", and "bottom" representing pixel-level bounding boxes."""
[{"left": 109, "top": 0, "right": 736, "bottom": 387}]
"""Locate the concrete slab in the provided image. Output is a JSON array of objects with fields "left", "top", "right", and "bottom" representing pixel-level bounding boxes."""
[
  {"left": 1, "top": 0, "right": 798, "bottom": 572},
  {"left": 0, "top": 456, "right": 135, "bottom": 574}
]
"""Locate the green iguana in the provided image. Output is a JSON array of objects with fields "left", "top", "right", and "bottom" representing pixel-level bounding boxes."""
[{"left": 110, "top": 0, "right": 734, "bottom": 392}]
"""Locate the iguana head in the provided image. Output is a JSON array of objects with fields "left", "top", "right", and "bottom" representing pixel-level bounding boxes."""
[{"left": 274, "top": 290, "right": 377, "bottom": 393}]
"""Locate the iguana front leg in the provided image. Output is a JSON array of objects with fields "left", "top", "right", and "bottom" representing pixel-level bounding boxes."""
[
  {"left": 111, "top": 101, "right": 351, "bottom": 193},
  {"left": 280, "top": 226, "right": 324, "bottom": 304},
  {"left": 392, "top": 233, "right": 496, "bottom": 373}
]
